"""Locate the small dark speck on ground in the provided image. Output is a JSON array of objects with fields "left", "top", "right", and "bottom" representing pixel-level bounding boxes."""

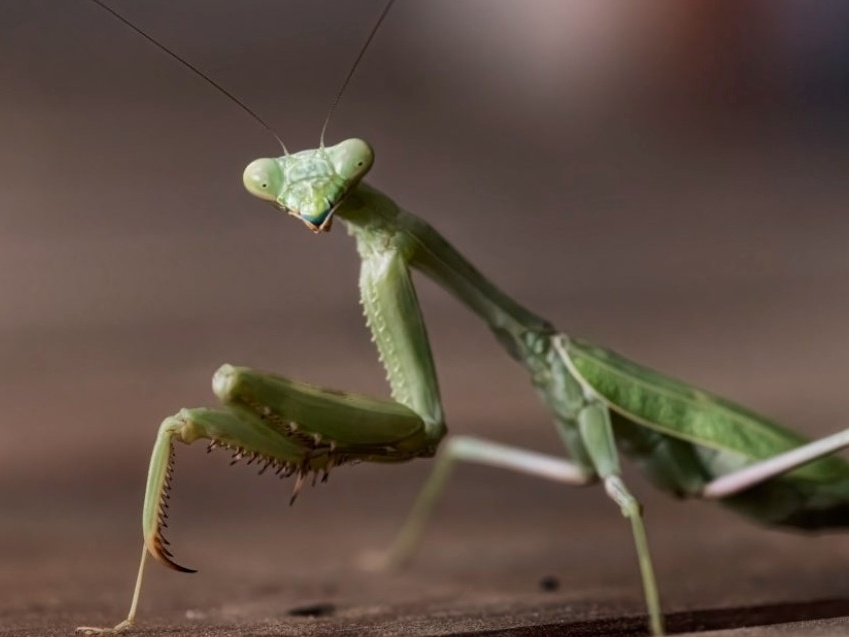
[
  {"left": 287, "top": 602, "right": 337, "bottom": 618},
  {"left": 538, "top": 576, "right": 560, "bottom": 592}
]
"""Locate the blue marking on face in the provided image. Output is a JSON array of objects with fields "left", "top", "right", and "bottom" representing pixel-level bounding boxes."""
[{"left": 300, "top": 207, "right": 332, "bottom": 226}]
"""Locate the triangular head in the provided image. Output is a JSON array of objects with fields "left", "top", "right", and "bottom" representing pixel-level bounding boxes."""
[{"left": 243, "top": 138, "right": 374, "bottom": 232}]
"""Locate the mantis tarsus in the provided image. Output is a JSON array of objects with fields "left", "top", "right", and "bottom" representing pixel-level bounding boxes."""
[{"left": 77, "top": 4, "right": 849, "bottom": 637}]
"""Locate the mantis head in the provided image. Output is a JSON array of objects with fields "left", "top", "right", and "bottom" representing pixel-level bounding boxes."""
[{"left": 243, "top": 138, "right": 374, "bottom": 232}]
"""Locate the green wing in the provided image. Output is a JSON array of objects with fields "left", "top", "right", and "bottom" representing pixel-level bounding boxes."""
[{"left": 565, "top": 337, "right": 849, "bottom": 483}]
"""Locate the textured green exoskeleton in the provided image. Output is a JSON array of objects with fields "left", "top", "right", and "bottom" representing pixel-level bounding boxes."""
[{"left": 77, "top": 140, "right": 849, "bottom": 637}]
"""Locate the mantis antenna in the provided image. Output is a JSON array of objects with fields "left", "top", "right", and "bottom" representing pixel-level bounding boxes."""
[
  {"left": 87, "top": 0, "right": 289, "bottom": 154},
  {"left": 318, "top": 0, "right": 397, "bottom": 148}
]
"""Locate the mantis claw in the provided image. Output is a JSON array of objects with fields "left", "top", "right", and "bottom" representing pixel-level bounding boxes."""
[
  {"left": 149, "top": 531, "right": 196, "bottom": 574},
  {"left": 141, "top": 431, "right": 197, "bottom": 573},
  {"left": 90, "top": 360, "right": 431, "bottom": 630}
]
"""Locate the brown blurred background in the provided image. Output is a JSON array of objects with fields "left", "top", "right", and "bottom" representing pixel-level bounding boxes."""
[{"left": 3, "top": 2, "right": 849, "bottom": 634}]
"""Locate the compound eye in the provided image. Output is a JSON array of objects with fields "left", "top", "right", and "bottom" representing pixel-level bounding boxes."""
[
  {"left": 242, "top": 158, "right": 281, "bottom": 202},
  {"left": 328, "top": 138, "right": 374, "bottom": 181}
]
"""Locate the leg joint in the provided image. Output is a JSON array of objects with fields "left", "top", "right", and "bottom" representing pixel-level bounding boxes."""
[{"left": 604, "top": 475, "right": 642, "bottom": 517}]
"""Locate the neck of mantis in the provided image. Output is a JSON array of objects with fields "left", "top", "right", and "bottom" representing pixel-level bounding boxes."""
[{"left": 338, "top": 183, "right": 555, "bottom": 362}]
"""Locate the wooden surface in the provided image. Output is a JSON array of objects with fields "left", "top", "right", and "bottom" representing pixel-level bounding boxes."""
[{"left": 4, "top": 2, "right": 849, "bottom": 635}]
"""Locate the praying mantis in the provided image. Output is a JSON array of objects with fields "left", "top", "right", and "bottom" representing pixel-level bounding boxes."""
[{"left": 75, "top": 3, "right": 849, "bottom": 637}]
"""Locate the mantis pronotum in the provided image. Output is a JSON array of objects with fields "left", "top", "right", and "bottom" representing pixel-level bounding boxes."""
[{"left": 77, "top": 3, "right": 849, "bottom": 637}]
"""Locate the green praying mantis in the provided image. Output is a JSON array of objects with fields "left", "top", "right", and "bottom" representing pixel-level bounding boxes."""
[{"left": 76, "top": 3, "right": 849, "bottom": 637}]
